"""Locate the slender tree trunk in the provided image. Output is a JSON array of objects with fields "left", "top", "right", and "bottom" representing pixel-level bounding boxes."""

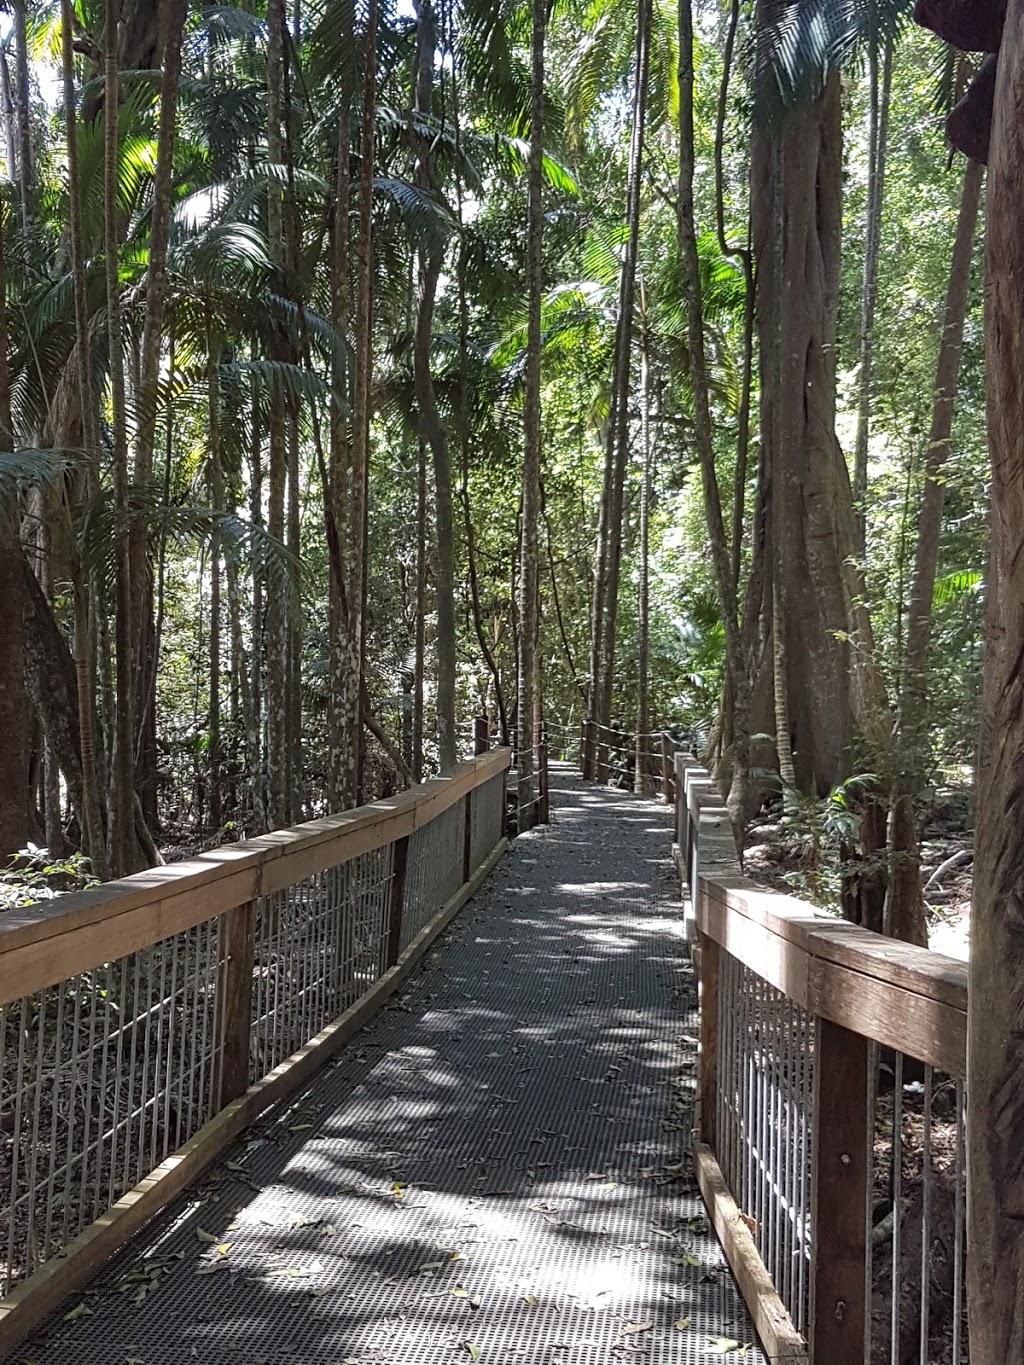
[
  {"left": 11, "top": 0, "right": 32, "bottom": 234},
  {"left": 969, "top": 9, "right": 1024, "bottom": 1359},
  {"left": 412, "top": 0, "right": 457, "bottom": 771},
  {"left": 248, "top": 365, "right": 266, "bottom": 830},
  {"left": 635, "top": 299, "right": 652, "bottom": 795},
  {"left": 207, "top": 344, "right": 223, "bottom": 834},
  {"left": 350, "top": 0, "right": 377, "bottom": 796},
  {"left": 104, "top": 0, "right": 139, "bottom": 876},
  {"left": 679, "top": 0, "right": 749, "bottom": 836},
  {"left": 0, "top": 47, "right": 15, "bottom": 187},
  {"left": 0, "top": 195, "right": 32, "bottom": 857},
  {"left": 327, "top": 88, "right": 359, "bottom": 811},
  {"left": 265, "top": 0, "right": 290, "bottom": 828},
  {"left": 517, "top": 0, "right": 545, "bottom": 826},
  {"left": 413, "top": 437, "right": 427, "bottom": 781},
  {"left": 885, "top": 156, "right": 984, "bottom": 944},
  {"left": 60, "top": 0, "right": 108, "bottom": 877},
  {"left": 853, "top": 33, "right": 893, "bottom": 556},
  {"left": 596, "top": 0, "right": 652, "bottom": 732},
  {"left": 452, "top": 51, "right": 508, "bottom": 745}
]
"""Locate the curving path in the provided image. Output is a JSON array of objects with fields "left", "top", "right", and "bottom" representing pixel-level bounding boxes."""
[{"left": 25, "top": 768, "right": 765, "bottom": 1365}]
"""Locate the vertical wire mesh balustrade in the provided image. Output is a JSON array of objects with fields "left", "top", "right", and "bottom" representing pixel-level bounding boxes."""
[
  {"left": 0, "top": 747, "right": 510, "bottom": 1346},
  {"left": 674, "top": 753, "right": 969, "bottom": 1365}
]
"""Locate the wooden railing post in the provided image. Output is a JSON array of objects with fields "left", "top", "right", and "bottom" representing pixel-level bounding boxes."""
[
  {"left": 697, "top": 928, "right": 719, "bottom": 1148},
  {"left": 660, "top": 732, "right": 673, "bottom": 804},
  {"left": 809, "top": 1019, "right": 869, "bottom": 1365},
  {"left": 473, "top": 716, "right": 489, "bottom": 755},
  {"left": 386, "top": 835, "right": 411, "bottom": 968},
  {"left": 463, "top": 793, "right": 473, "bottom": 882},
  {"left": 582, "top": 719, "right": 596, "bottom": 780},
  {"left": 219, "top": 900, "right": 256, "bottom": 1105},
  {"left": 538, "top": 727, "right": 550, "bottom": 824},
  {"left": 596, "top": 727, "right": 610, "bottom": 784}
]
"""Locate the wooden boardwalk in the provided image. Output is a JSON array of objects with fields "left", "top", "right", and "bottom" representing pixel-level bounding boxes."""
[{"left": 23, "top": 769, "right": 765, "bottom": 1365}]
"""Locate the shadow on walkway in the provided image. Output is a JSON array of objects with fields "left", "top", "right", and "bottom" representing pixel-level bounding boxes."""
[{"left": 24, "top": 768, "right": 765, "bottom": 1365}]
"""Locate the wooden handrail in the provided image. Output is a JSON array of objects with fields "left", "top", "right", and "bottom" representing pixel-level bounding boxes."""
[
  {"left": 674, "top": 754, "right": 970, "bottom": 1365},
  {"left": 674, "top": 754, "right": 967, "bottom": 1073},
  {"left": 0, "top": 748, "right": 511, "bottom": 1006}
]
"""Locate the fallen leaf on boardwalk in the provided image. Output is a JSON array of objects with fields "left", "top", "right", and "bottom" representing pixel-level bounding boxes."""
[
  {"left": 523, "top": 1294, "right": 538, "bottom": 1307},
  {"left": 463, "top": 1345, "right": 481, "bottom": 1361},
  {"left": 196, "top": 1227, "right": 219, "bottom": 1244},
  {"left": 419, "top": 1261, "right": 444, "bottom": 1272},
  {"left": 619, "top": 1321, "right": 653, "bottom": 1336},
  {"left": 708, "top": 1339, "right": 746, "bottom": 1354},
  {"left": 452, "top": 1284, "right": 469, "bottom": 1298},
  {"left": 470, "top": 1296, "right": 483, "bottom": 1311},
  {"left": 672, "top": 1254, "right": 701, "bottom": 1268},
  {"left": 63, "top": 1303, "right": 92, "bottom": 1321},
  {"left": 674, "top": 1318, "right": 691, "bottom": 1331},
  {"left": 603, "top": 1182, "right": 619, "bottom": 1190},
  {"left": 226, "top": 1160, "right": 248, "bottom": 1173},
  {"left": 217, "top": 1243, "right": 232, "bottom": 1256}
]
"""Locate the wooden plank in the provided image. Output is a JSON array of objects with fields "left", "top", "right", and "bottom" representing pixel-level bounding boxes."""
[
  {"left": 807, "top": 956, "right": 966, "bottom": 1076},
  {"left": 0, "top": 750, "right": 512, "bottom": 1005},
  {"left": 697, "top": 881, "right": 965, "bottom": 1070},
  {"left": 219, "top": 901, "right": 256, "bottom": 1105},
  {"left": 809, "top": 1021, "right": 869, "bottom": 1365},
  {"left": 698, "top": 930, "right": 720, "bottom": 1147},
  {"left": 706, "top": 879, "right": 967, "bottom": 1009},
  {"left": 0, "top": 835, "right": 510, "bottom": 1357},
  {"left": 693, "top": 1142, "right": 808, "bottom": 1362},
  {"left": 697, "top": 881, "right": 811, "bottom": 1008},
  {"left": 0, "top": 749, "right": 510, "bottom": 955}
]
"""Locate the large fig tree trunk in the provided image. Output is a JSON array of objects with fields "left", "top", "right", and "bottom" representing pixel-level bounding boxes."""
[{"left": 751, "top": 78, "right": 853, "bottom": 794}]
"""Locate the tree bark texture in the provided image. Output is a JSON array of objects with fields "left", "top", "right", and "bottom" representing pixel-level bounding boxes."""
[
  {"left": 518, "top": 0, "right": 545, "bottom": 825},
  {"left": 751, "top": 79, "right": 852, "bottom": 794},
  {"left": 679, "top": 0, "right": 750, "bottom": 836},
  {"left": 969, "top": 7, "right": 1024, "bottom": 1359},
  {"left": 887, "top": 156, "right": 983, "bottom": 946}
]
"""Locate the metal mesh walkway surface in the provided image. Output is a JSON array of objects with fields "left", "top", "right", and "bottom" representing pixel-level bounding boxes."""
[{"left": 23, "top": 769, "right": 766, "bottom": 1365}]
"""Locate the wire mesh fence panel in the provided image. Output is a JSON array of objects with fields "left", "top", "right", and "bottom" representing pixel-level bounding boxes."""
[
  {"left": 469, "top": 772, "right": 504, "bottom": 873},
  {"left": 402, "top": 801, "right": 466, "bottom": 950},
  {"left": 867, "top": 1055, "right": 967, "bottom": 1365},
  {"left": 716, "top": 951, "right": 815, "bottom": 1335},
  {"left": 251, "top": 845, "right": 396, "bottom": 1076},
  {"left": 0, "top": 920, "right": 224, "bottom": 1296}
]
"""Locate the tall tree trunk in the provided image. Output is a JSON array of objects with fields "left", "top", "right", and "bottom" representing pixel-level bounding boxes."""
[
  {"left": 105, "top": 0, "right": 139, "bottom": 876},
  {"left": 412, "top": 0, "right": 457, "bottom": 771},
  {"left": 852, "top": 32, "right": 893, "bottom": 555},
  {"left": 129, "top": 0, "right": 186, "bottom": 776},
  {"left": 327, "top": 86, "right": 359, "bottom": 811},
  {"left": 0, "top": 200, "right": 32, "bottom": 858},
  {"left": 517, "top": 0, "right": 545, "bottom": 826},
  {"left": 61, "top": 0, "right": 108, "bottom": 878},
  {"left": 886, "top": 156, "right": 983, "bottom": 945},
  {"left": 349, "top": 0, "right": 377, "bottom": 795},
  {"left": 11, "top": 0, "right": 32, "bottom": 234},
  {"left": 751, "top": 70, "right": 851, "bottom": 795},
  {"left": 679, "top": 0, "right": 749, "bottom": 836},
  {"left": 634, "top": 294, "right": 652, "bottom": 795},
  {"left": 595, "top": 0, "right": 652, "bottom": 734},
  {"left": 969, "top": 8, "right": 1024, "bottom": 1360},
  {"left": 452, "top": 48, "right": 508, "bottom": 745},
  {"left": 413, "top": 437, "right": 427, "bottom": 781},
  {"left": 248, "top": 365, "right": 266, "bottom": 830},
  {"left": 265, "top": 0, "right": 290, "bottom": 828},
  {"left": 207, "top": 344, "right": 223, "bottom": 834}
]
